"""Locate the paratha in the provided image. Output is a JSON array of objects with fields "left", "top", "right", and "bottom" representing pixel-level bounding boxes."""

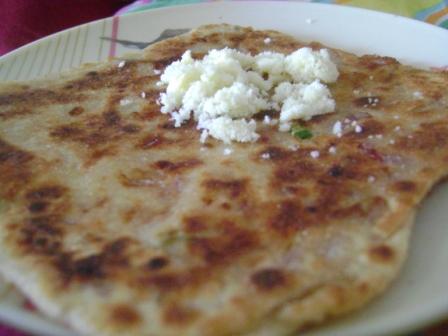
[{"left": 0, "top": 24, "right": 447, "bottom": 336}]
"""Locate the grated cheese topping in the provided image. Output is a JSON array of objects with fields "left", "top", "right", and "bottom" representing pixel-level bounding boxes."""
[{"left": 158, "top": 47, "right": 338, "bottom": 143}]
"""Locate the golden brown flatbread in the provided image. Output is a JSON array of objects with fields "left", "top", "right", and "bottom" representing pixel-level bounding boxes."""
[{"left": 0, "top": 24, "right": 447, "bottom": 336}]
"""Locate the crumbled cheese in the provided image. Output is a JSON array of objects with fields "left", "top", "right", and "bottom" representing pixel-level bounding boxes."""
[
  {"left": 262, "top": 115, "right": 278, "bottom": 126},
  {"left": 223, "top": 147, "right": 233, "bottom": 155},
  {"left": 332, "top": 121, "right": 342, "bottom": 136},
  {"left": 367, "top": 175, "right": 376, "bottom": 183},
  {"left": 261, "top": 153, "right": 271, "bottom": 159},
  {"left": 200, "top": 117, "right": 259, "bottom": 144},
  {"left": 120, "top": 97, "right": 133, "bottom": 106},
  {"left": 140, "top": 92, "right": 146, "bottom": 99},
  {"left": 272, "top": 81, "right": 335, "bottom": 123},
  {"left": 310, "top": 150, "right": 320, "bottom": 159},
  {"left": 389, "top": 139, "right": 395, "bottom": 144},
  {"left": 158, "top": 47, "right": 339, "bottom": 143},
  {"left": 118, "top": 60, "right": 126, "bottom": 68},
  {"left": 153, "top": 69, "right": 162, "bottom": 75},
  {"left": 200, "top": 130, "right": 209, "bottom": 143},
  {"left": 394, "top": 126, "right": 401, "bottom": 132},
  {"left": 355, "top": 125, "right": 363, "bottom": 133},
  {"left": 413, "top": 91, "right": 423, "bottom": 99},
  {"left": 264, "top": 37, "right": 272, "bottom": 44},
  {"left": 328, "top": 146, "right": 336, "bottom": 154}
]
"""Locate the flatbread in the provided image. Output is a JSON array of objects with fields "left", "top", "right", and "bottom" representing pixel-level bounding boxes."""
[{"left": 0, "top": 24, "right": 447, "bottom": 336}]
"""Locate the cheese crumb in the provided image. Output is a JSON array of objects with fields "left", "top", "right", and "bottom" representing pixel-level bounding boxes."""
[
  {"left": 264, "top": 37, "right": 272, "bottom": 44},
  {"left": 118, "top": 60, "right": 126, "bottom": 68},
  {"left": 332, "top": 121, "right": 342, "bottom": 136},
  {"left": 223, "top": 147, "right": 233, "bottom": 155},
  {"left": 153, "top": 69, "right": 162, "bottom": 75},
  {"left": 140, "top": 92, "right": 146, "bottom": 99},
  {"left": 261, "top": 153, "right": 271, "bottom": 159},
  {"left": 158, "top": 47, "right": 339, "bottom": 143},
  {"left": 310, "top": 150, "right": 320, "bottom": 158},
  {"left": 367, "top": 176, "right": 376, "bottom": 183},
  {"left": 120, "top": 97, "right": 133, "bottom": 106},
  {"left": 355, "top": 125, "right": 363, "bottom": 133}
]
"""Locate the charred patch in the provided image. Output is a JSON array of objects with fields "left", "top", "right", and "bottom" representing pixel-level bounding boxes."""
[
  {"left": 122, "top": 124, "right": 141, "bottom": 133},
  {"left": 0, "top": 89, "right": 85, "bottom": 107},
  {"left": 163, "top": 304, "right": 198, "bottom": 326},
  {"left": 359, "top": 55, "right": 398, "bottom": 70},
  {"left": 251, "top": 268, "right": 287, "bottom": 291},
  {"left": 188, "top": 225, "right": 258, "bottom": 264},
  {"left": 28, "top": 201, "right": 48, "bottom": 213},
  {"left": 50, "top": 125, "right": 82, "bottom": 139},
  {"left": 353, "top": 96, "right": 381, "bottom": 108},
  {"left": 202, "top": 178, "right": 247, "bottom": 198},
  {"left": 369, "top": 245, "right": 395, "bottom": 263},
  {"left": 153, "top": 159, "right": 202, "bottom": 172},
  {"left": 110, "top": 304, "right": 141, "bottom": 327},
  {"left": 26, "top": 185, "right": 66, "bottom": 200},
  {"left": 0, "top": 139, "right": 33, "bottom": 165},
  {"left": 68, "top": 106, "right": 84, "bottom": 116},
  {"left": 268, "top": 201, "right": 310, "bottom": 236},
  {"left": 183, "top": 216, "right": 207, "bottom": 233},
  {"left": 138, "top": 134, "right": 165, "bottom": 149},
  {"left": 147, "top": 256, "right": 169, "bottom": 270},
  {"left": 103, "top": 110, "right": 121, "bottom": 126},
  {"left": 258, "top": 146, "right": 288, "bottom": 161},
  {"left": 275, "top": 161, "right": 319, "bottom": 182},
  {"left": 393, "top": 180, "right": 416, "bottom": 193},
  {"left": 328, "top": 165, "right": 344, "bottom": 177}
]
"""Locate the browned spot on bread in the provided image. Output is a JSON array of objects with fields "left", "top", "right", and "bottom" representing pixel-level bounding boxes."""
[
  {"left": 110, "top": 304, "right": 141, "bottom": 327},
  {"left": 268, "top": 201, "right": 310, "bottom": 236},
  {"left": 0, "top": 139, "right": 34, "bottom": 199},
  {"left": 0, "top": 89, "right": 85, "bottom": 107},
  {"left": 28, "top": 202, "right": 48, "bottom": 213},
  {"left": 189, "top": 224, "right": 258, "bottom": 264},
  {"left": 147, "top": 256, "right": 169, "bottom": 270},
  {"left": 183, "top": 216, "right": 207, "bottom": 233},
  {"left": 393, "top": 180, "right": 416, "bottom": 193},
  {"left": 103, "top": 110, "right": 121, "bottom": 126},
  {"left": 251, "top": 269, "right": 287, "bottom": 291},
  {"left": 357, "top": 118, "right": 385, "bottom": 136},
  {"left": 258, "top": 146, "right": 288, "bottom": 161},
  {"left": 369, "top": 245, "right": 395, "bottom": 263},
  {"left": 122, "top": 124, "right": 141, "bottom": 133},
  {"left": 163, "top": 304, "right": 198, "bottom": 326},
  {"left": 202, "top": 178, "right": 247, "bottom": 198},
  {"left": 153, "top": 158, "right": 202, "bottom": 172},
  {"left": 138, "top": 134, "right": 165, "bottom": 149},
  {"left": 353, "top": 96, "right": 381, "bottom": 108},
  {"left": 275, "top": 160, "right": 319, "bottom": 182},
  {"left": 359, "top": 55, "right": 398, "bottom": 70},
  {"left": 0, "top": 107, "right": 32, "bottom": 120},
  {"left": 26, "top": 185, "right": 66, "bottom": 200},
  {"left": 68, "top": 106, "right": 84, "bottom": 116}
]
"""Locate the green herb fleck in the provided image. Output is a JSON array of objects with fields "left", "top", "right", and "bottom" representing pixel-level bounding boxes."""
[{"left": 291, "top": 127, "right": 313, "bottom": 140}]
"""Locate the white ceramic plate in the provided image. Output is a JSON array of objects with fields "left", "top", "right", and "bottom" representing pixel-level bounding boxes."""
[{"left": 0, "top": 2, "right": 447, "bottom": 336}]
